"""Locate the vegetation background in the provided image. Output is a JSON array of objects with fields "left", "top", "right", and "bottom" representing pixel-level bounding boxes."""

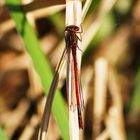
[{"left": 0, "top": 0, "right": 140, "bottom": 140}]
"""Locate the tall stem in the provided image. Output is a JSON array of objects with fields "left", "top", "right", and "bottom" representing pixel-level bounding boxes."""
[{"left": 66, "top": 0, "right": 82, "bottom": 140}]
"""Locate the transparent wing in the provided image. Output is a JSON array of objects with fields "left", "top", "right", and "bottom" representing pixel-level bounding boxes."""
[
  {"left": 78, "top": 73, "right": 85, "bottom": 111},
  {"left": 66, "top": 46, "right": 76, "bottom": 110},
  {"left": 67, "top": 45, "right": 84, "bottom": 129},
  {"left": 38, "top": 48, "right": 67, "bottom": 140}
]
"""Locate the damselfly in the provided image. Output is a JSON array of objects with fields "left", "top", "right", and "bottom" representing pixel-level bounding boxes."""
[
  {"left": 38, "top": 25, "right": 84, "bottom": 140},
  {"left": 65, "top": 25, "right": 84, "bottom": 129}
]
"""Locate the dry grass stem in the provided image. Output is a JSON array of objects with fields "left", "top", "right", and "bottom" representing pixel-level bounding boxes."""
[
  {"left": 0, "top": 6, "right": 64, "bottom": 36},
  {"left": 94, "top": 58, "right": 108, "bottom": 116},
  {"left": 83, "top": 0, "right": 117, "bottom": 51},
  {"left": 82, "top": 0, "right": 92, "bottom": 22},
  {"left": 93, "top": 58, "right": 108, "bottom": 138},
  {"left": 106, "top": 68, "right": 126, "bottom": 140},
  {"left": 32, "top": 5, "right": 65, "bottom": 19},
  {"left": 0, "top": 20, "right": 15, "bottom": 37},
  {"left": 22, "top": 0, "right": 65, "bottom": 12},
  {"left": 0, "top": 53, "right": 29, "bottom": 72},
  {"left": 1, "top": 99, "right": 30, "bottom": 138},
  {"left": 95, "top": 129, "right": 109, "bottom": 140},
  {"left": 83, "top": 19, "right": 101, "bottom": 50},
  {"left": 98, "top": 0, "right": 117, "bottom": 17},
  {"left": 66, "top": 0, "right": 82, "bottom": 140},
  {"left": 19, "top": 115, "right": 39, "bottom": 140}
]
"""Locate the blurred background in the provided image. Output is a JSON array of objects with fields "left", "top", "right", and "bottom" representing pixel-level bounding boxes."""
[{"left": 0, "top": 0, "right": 140, "bottom": 140}]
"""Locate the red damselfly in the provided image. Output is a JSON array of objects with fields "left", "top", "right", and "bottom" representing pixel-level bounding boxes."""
[
  {"left": 38, "top": 25, "right": 84, "bottom": 140},
  {"left": 65, "top": 25, "right": 84, "bottom": 129}
]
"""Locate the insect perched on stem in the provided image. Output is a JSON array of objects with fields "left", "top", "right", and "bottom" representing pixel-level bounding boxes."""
[
  {"left": 65, "top": 25, "right": 84, "bottom": 129},
  {"left": 38, "top": 25, "right": 84, "bottom": 140}
]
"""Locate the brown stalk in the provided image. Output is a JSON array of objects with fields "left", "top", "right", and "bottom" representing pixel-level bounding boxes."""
[
  {"left": 22, "top": 0, "right": 65, "bottom": 12},
  {"left": 106, "top": 68, "right": 126, "bottom": 140},
  {"left": 93, "top": 58, "right": 108, "bottom": 139}
]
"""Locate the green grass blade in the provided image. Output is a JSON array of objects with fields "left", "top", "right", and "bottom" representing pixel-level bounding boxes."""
[
  {"left": 5, "top": 0, "right": 69, "bottom": 139},
  {"left": 0, "top": 128, "right": 9, "bottom": 140}
]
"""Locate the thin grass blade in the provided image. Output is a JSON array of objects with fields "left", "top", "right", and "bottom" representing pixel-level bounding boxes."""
[
  {"left": 5, "top": 0, "right": 69, "bottom": 139},
  {"left": 39, "top": 48, "right": 67, "bottom": 140}
]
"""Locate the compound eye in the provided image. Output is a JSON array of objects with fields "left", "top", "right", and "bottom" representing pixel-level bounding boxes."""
[{"left": 74, "top": 26, "right": 79, "bottom": 31}]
